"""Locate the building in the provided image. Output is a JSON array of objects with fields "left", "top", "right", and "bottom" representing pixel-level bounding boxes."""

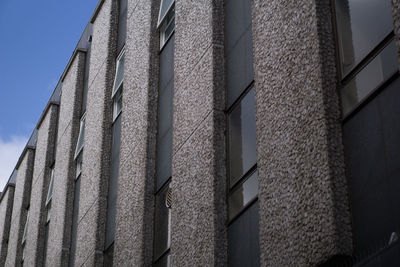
[{"left": 0, "top": 0, "right": 400, "bottom": 266}]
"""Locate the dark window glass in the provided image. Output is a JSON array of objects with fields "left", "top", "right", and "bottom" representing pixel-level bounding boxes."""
[
  {"left": 154, "top": 183, "right": 171, "bottom": 261},
  {"left": 104, "top": 243, "right": 114, "bottom": 267},
  {"left": 42, "top": 223, "right": 49, "bottom": 267},
  {"left": 228, "top": 88, "right": 257, "bottom": 187},
  {"left": 69, "top": 177, "right": 81, "bottom": 267},
  {"left": 340, "top": 39, "right": 398, "bottom": 116},
  {"left": 156, "top": 128, "right": 172, "bottom": 190},
  {"left": 225, "top": 0, "right": 254, "bottom": 108},
  {"left": 106, "top": 115, "right": 122, "bottom": 248},
  {"left": 335, "top": 0, "right": 394, "bottom": 76},
  {"left": 159, "top": 35, "right": 174, "bottom": 90},
  {"left": 154, "top": 253, "right": 171, "bottom": 267},
  {"left": 229, "top": 170, "right": 258, "bottom": 220},
  {"left": 228, "top": 201, "right": 260, "bottom": 267},
  {"left": 158, "top": 82, "right": 173, "bottom": 140}
]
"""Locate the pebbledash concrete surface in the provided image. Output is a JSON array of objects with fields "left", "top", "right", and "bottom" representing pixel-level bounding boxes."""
[{"left": 1, "top": 0, "right": 400, "bottom": 266}]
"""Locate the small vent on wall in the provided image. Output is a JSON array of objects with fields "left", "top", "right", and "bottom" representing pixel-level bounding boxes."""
[{"left": 165, "top": 188, "right": 172, "bottom": 209}]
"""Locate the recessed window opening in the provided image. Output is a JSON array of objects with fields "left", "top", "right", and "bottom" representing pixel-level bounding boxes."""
[
  {"left": 22, "top": 209, "right": 29, "bottom": 244},
  {"left": 74, "top": 114, "right": 86, "bottom": 159},
  {"left": 159, "top": 4, "right": 175, "bottom": 49},
  {"left": 157, "top": 0, "right": 175, "bottom": 28},
  {"left": 334, "top": 0, "right": 396, "bottom": 118},
  {"left": 45, "top": 168, "right": 55, "bottom": 206},
  {"left": 112, "top": 49, "right": 125, "bottom": 121}
]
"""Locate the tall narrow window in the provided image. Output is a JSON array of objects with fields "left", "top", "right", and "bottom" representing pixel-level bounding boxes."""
[
  {"left": 154, "top": 1, "right": 175, "bottom": 266},
  {"left": 43, "top": 167, "right": 54, "bottom": 267},
  {"left": 335, "top": 0, "right": 400, "bottom": 255},
  {"left": 46, "top": 168, "right": 55, "bottom": 206},
  {"left": 74, "top": 114, "right": 86, "bottom": 159},
  {"left": 225, "top": 0, "right": 259, "bottom": 265},
  {"left": 335, "top": 0, "right": 396, "bottom": 117},
  {"left": 22, "top": 209, "right": 29, "bottom": 245},
  {"left": 105, "top": 48, "right": 124, "bottom": 266}
]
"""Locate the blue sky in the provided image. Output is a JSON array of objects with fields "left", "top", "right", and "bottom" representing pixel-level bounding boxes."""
[{"left": 0, "top": 0, "right": 99, "bottom": 190}]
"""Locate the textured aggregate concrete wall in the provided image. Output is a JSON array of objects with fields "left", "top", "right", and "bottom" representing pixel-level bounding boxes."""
[
  {"left": 252, "top": 0, "right": 352, "bottom": 265},
  {"left": 392, "top": 0, "right": 400, "bottom": 67},
  {"left": 0, "top": 186, "right": 15, "bottom": 266},
  {"left": 46, "top": 51, "right": 86, "bottom": 267},
  {"left": 171, "top": 0, "right": 227, "bottom": 265},
  {"left": 5, "top": 149, "right": 35, "bottom": 266},
  {"left": 113, "top": 0, "right": 159, "bottom": 265},
  {"left": 24, "top": 104, "right": 59, "bottom": 267},
  {"left": 73, "top": 0, "right": 118, "bottom": 265}
]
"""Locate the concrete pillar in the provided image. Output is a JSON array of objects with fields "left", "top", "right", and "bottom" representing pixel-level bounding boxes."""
[
  {"left": 24, "top": 104, "right": 59, "bottom": 267},
  {"left": 113, "top": 0, "right": 159, "bottom": 265},
  {"left": 46, "top": 51, "right": 86, "bottom": 267},
  {"left": 252, "top": 0, "right": 352, "bottom": 265},
  {"left": 0, "top": 182, "right": 15, "bottom": 265},
  {"left": 5, "top": 148, "right": 35, "bottom": 266},
  {"left": 171, "top": 0, "right": 227, "bottom": 265},
  {"left": 73, "top": 0, "right": 118, "bottom": 265}
]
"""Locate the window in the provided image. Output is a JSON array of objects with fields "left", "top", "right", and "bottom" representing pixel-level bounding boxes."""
[
  {"left": 154, "top": 183, "right": 171, "bottom": 266},
  {"left": 22, "top": 209, "right": 29, "bottom": 244},
  {"left": 76, "top": 152, "right": 83, "bottom": 179},
  {"left": 157, "top": 0, "right": 175, "bottom": 28},
  {"left": 159, "top": 4, "right": 175, "bottom": 49},
  {"left": 45, "top": 168, "right": 55, "bottom": 206},
  {"left": 335, "top": 0, "right": 396, "bottom": 117},
  {"left": 112, "top": 49, "right": 125, "bottom": 98},
  {"left": 74, "top": 114, "right": 86, "bottom": 159},
  {"left": 112, "top": 49, "right": 124, "bottom": 121},
  {"left": 227, "top": 88, "right": 258, "bottom": 220}
]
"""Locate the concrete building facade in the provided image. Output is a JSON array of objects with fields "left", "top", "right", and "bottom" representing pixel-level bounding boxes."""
[{"left": 1, "top": 0, "right": 400, "bottom": 266}]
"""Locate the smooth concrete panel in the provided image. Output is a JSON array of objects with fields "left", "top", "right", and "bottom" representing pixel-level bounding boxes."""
[
  {"left": 252, "top": 1, "right": 352, "bottom": 265},
  {"left": 5, "top": 149, "right": 35, "bottom": 267},
  {"left": 0, "top": 186, "right": 15, "bottom": 266},
  {"left": 113, "top": 0, "right": 160, "bottom": 265},
  {"left": 46, "top": 51, "right": 86, "bottom": 267},
  {"left": 24, "top": 105, "right": 58, "bottom": 267}
]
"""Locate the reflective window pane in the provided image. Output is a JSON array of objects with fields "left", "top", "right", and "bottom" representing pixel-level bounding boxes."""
[
  {"left": 154, "top": 183, "right": 171, "bottom": 260},
  {"left": 112, "top": 53, "right": 125, "bottom": 97},
  {"left": 158, "top": 0, "right": 174, "bottom": 27},
  {"left": 228, "top": 88, "right": 257, "bottom": 187},
  {"left": 154, "top": 253, "right": 171, "bottom": 267},
  {"left": 228, "top": 201, "right": 260, "bottom": 267},
  {"left": 341, "top": 39, "right": 398, "bottom": 117},
  {"left": 113, "top": 87, "right": 123, "bottom": 121},
  {"left": 74, "top": 115, "right": 86, "bottom": 159},
  {"left": 46, "top": 168, "right": 54, "bottom": 205},
  {"left": 229, "top": 170, "right": 258, "bottom": 220},
  {"left": 335, "top": 0, "right": 394, "bottom": 76},
  {"left": 156, "top": 128, "right": 172, "bottom": 190}
]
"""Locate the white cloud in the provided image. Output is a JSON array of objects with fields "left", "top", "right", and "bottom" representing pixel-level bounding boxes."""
[{"left": 0, "top": 136, "right": 28, "bottom": 192}]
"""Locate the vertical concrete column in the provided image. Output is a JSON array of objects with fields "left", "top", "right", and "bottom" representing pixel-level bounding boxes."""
[
  {"left": 252, "top": 0, "right": 352, "bottom": 265},
  {"left": 46, "top": 51, "right": 86, "bottom": 267},
  {"left": 5, "top": 149, "right": 35, "bottom": 266},
  {"left": 113, "top": 0, "right": 159, "bottom": 265},
  {"left": 391, "top": 0, "right": 400, "bottom": 66},
  {"left": 24, "top": 104, "right": 59, "bottom": 267},
  {"left": 171, "top": 0, "right": 227, "bottom": 265},
  {"left": 73, "top": 0, "right": 118, "bottom": 266},
  {"left": 0, "top": 183, "right": 15, "bottom": 265}
]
